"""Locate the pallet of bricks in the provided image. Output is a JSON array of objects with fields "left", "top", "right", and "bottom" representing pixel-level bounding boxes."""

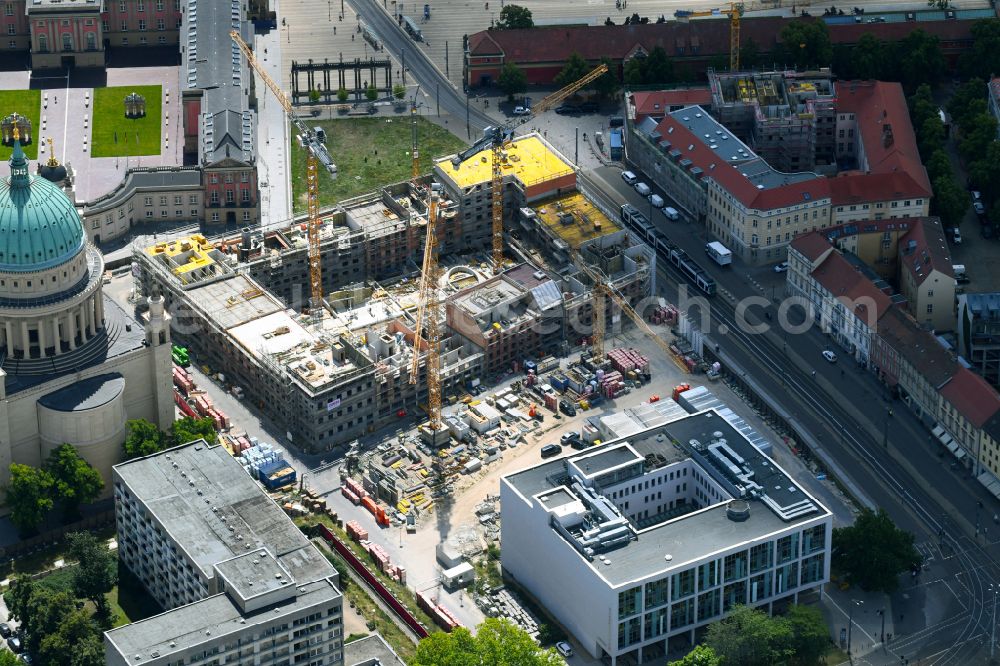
[
  {"left": 341, "top": 477, "right": 366, "bottom": 505},
  {"left": 345, "top": 520, "right": 369, "bottom": 542},
  {"left": 607, "top": 348, "right": 650, "bottom": 375},
  {"left": 360, "top": 540, "right": 406, "bottom": 583},
  {"left": 647, "top": 305, "right": 678, "bottom": 326},
  {"left": 417, "top": 591, "right": 461, "bottom": 632}
]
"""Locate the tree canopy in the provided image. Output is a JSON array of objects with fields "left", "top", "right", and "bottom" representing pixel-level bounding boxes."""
[
  {"left": 68, "top": 532, "right": 118, "bottom": 626},
  {"left": 5, "top": 463, "right": 54, "bottom": 535},
  {"left": 123, "top": 418, "right": 167, "bottom": 460},
  {"left": 959, "top": 19, "right": 1000, "bottom": 80},
  {"left": 412, "top": 618, "right": 562, "bottom": 666},
  {"left": 554, "top": 52, "right": 590, "bottom": 89},
  {"left": 497, "top": 62, "right": 528, "bottom": 100},
  {"left": 706, "top": 605, "right": 793, "bottom": 666},
  {"left": 495, "top": 4, "right": 533, "bottom": 29},
  {"left": 668, "top": 645, "right": 722, "bottom": 666},
  {"left": 46, "top": 444, "right": 103, "bottom": 520},
  {"left": 776, "top": 20, "right": 832, "bottom": 70},
  {"left": 832, "top": 507, "right": 921, "bottom": 593},
  {"left": 593, "top": 56, "right": 619, "bottom": 99},
  {"left": 170, "top": 416, "right": 218, "bottom": 447}
]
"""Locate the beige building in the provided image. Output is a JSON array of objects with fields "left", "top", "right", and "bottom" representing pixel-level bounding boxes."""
[{"left": 0, "top": 138, "right": 173, "bottom": 490}]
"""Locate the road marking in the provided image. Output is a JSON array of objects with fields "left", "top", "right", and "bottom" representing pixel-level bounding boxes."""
[{"left": 942, "top": 579, "right": 967, "bottom": 610}]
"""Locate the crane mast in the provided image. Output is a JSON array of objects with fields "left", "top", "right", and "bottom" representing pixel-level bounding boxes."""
[
  {"left": 410, "top": 193, "right": 442, "bottom": 428},
  {"left": 230, "top": 29, "right": 334, "bottom": 320}
]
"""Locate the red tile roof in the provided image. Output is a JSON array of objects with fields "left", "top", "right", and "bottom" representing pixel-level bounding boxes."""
[
  {"left": 898, "top": 217, "right": 954, "bottom": 286},
  {"left": 630, "top": 89, "right": 712, "bottom": 121},
  {"left": 834, "top": 81, "right": 932, "bottom": 198},
  {"left": 828, "top": 172, "right": 930, "bottom": 206},
  {"left": 651, "top": 112, "right": 830, "bottom": 209},
  {"left": 790, "top": 232, "right": 835, "bottom": 263},
  {"left": 810, "top": 251, "right": 893, "bottom": 330},
  {"left": 940, "top": 367, "right": 1000, "bottom": 428},
  {"left": 876, "top": 306, "right": 957, "bottom": 389}
]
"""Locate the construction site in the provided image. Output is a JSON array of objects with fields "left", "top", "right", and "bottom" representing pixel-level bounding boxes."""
[{"left": 707, "top": 69, "right": 838, "bottom": 173}]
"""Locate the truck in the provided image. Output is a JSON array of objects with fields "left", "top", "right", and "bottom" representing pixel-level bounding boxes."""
[{"left": 705, "top": 241, "right": 733, "bottom": 266}]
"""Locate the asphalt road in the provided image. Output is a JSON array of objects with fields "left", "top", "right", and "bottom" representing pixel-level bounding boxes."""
[
  {"left": 581, "top": 166, "right": 1000, "bottom": 664},
  {"left": 348, "top": 0, "right": 494, "bottom": 138}
]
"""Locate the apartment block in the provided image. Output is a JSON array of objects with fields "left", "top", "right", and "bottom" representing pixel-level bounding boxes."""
[
  {"left": 501, "top": 408, "right": 831, "bottom": 665},
  {"left": 105, "top": 440, "right": 344, "bottom": 666}
]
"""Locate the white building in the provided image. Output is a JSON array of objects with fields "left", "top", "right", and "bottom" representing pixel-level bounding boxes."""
[
  {"left": 0, "top": 135, "right": 173, "bottom": 491},
  {"left": 104, "top": 440, "right": 345, "bottom": 666},
  {"left": 500, "top": 409, "right": 832, "bottom": 664}
]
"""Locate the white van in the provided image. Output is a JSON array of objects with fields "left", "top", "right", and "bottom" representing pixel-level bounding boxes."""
[
  {"left": 649, "top": 194, "right": 664, "bottom": 208},
  {"left": 705, "top": 241, "right": 733, "bottom": 266},
  {"left": 634, "top": 182, "right": 651, "bottom": 197},
  {"left": 662, "top": 206, "right": 680, "bottom": 221}
]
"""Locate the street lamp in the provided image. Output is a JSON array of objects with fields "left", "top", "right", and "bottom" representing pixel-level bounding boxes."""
[
  {"left": 847, "top": 599, "right": 863, "bottom": 656},
  {"left": 883, "top": 407, "right": 892, "bottom": 449},
  {"left": 989, "top": 583, "right": 999, "bottom": 659}
]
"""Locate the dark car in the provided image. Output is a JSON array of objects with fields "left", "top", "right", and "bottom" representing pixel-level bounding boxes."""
[
  {"left": 7, "top": 636, "right": 22, "bottom": 653},
  {"left": 0, "top": 624, "right": 11, "bottom": 639},
  {"left": 579, "top": 101, "right": 599, "bottom": 112},
  {"left": 559, "top": 399, "right": 577, "bottom": 417},
  {"left": 554, "top": 104, "right": 578, "bottom": 115},
  {"left": 540, "top": 444, "right": 563, "bottom": 458}
]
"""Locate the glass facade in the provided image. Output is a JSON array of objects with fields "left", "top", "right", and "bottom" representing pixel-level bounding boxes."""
[
  {"left": 618, "top": 586, "right": 641, "bottom": 619},
  {"left": 645, "top": 578, "right": 669, "bottom": 610},
  {"left": 671, "top": 568, "right": 695, "bottom": 601}
]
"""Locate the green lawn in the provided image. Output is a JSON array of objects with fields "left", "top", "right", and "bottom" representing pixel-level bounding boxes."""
[
  {"left": 290, "top": 116, "right": 467, "bottom": 213},
  {"left": 105, "top": 564, "right": 161, "bottom": 627},
  {"left": 91, "top": 85, "right": 162, "bottom": 158},
  {"left": 0, "top": 89, "right": 42, "bottom": 160}
]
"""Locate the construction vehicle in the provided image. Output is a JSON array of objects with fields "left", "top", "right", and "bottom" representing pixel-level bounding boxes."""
[
  {"left": 230, "top": 30, "right": 335, "bottom": 320},
  {"left": 450, "top": 63, "right": 608, "bottom": 272},
  {"left": 674, "top": 3, "right": 744, "bottom": 70},
  {"left": 574, "top": 252, "right": 688, "bottom": 373}
]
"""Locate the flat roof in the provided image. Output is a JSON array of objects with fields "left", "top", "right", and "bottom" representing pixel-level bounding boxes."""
[
  {"left": 439, "top": 134, "right": 573, "bottom": 190},
  {"left": 186, "top": 274, "right": 284, "bottom": 332},
  {"left": 533, "top": 191, "right": 621, "bottom": 249},
  {"left": 504, "top": 410, "right": 830, "bottom": 587},
  {"left": 113, "top": 441, "right": 336, "bottom": 585},
  {"left": 105, "top": 578, "right": 340, "bottom": 665},
  {"left": 344, "top": 634, "right": 407, "bottom": 666}
]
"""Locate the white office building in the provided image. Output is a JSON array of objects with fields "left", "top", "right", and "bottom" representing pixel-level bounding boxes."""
[
  {"left": 501, "top": 409, "right": 832, "bottom": 664},
  {"left": 105, "top": 440, "right": 345, "bottom": 666}
]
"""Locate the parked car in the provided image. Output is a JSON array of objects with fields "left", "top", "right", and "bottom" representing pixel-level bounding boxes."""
[
  {"left": 540, "top": 444, "right": 563, "bottom": 458},
  {"left": 512, "top": 106, "right": 530, "bottom": 116},
  {"left": 621, "top": 170, "right": 638, "bottom": 185},
  {"left": 662, "top": 206, "right": 680, "bottom": 221},
  {"left": 649, "top": 194, "right": 665, "bottom": 208},
  {"left": 555, "top": 104, "right": 578, "bottom": 115},
  {"left": 579, "top": 101, "right": 599, "bottom": 112},
  {"left": 953, "top": 228, "right": 963, "bottom": 244},
  {"left": 0, "top": 624, "right": 11, "bottom": 639},
  {"left": 634, "top": 182, "right": 652, "bottom": 197},
  {"left": 773, "top": 261, "right": 789, "bottom": 273},
  {"left": 560, "top": 431, "right": 580, "bottom": 445},
  {"left": 7, "top": 636, "right": 22, "bottom": 653},
  {"left": 559, "top": 399, "right": 577, "bottom": 416},
  {"left": 973, "top": 190, "right": 982, "bottom": 201},
  {"left": 556, "top": 641, "right": 574, "bottom": 658},
  {"left": 974, "top": 201, "right": 986, "bottom": 216},
  {"left": 822, "top": 350, "right": 838, "bottom": 363}
]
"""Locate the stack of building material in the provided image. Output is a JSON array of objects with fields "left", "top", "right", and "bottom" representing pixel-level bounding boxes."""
[
  {"left": 417, "top": 592, "right": 462, "bottom": 632},
  {"left": 607, "top": 348, "right": 650, "bottom": 375},
  {"left": 365, "top": 541, "right": 391, "bottom": 572},
  {"left": 172, "top": 365, "right": 195, "bottom": 395},
  {"left": 647, "top": 304, "right": 678, "bottom": 325},
  {"left": 344, "top": 478, "right": 367, "bottom": 499},
  {"left": 341, "top": 486, "right": 361, "bottom": 504},
  {"left": 600, "top": 370, "right": 625, "bottom": 398}
]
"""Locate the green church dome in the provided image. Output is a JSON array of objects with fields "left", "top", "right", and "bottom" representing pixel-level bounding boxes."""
[{"left": 0, "top": 137, "right": 84, "bottom": 273}]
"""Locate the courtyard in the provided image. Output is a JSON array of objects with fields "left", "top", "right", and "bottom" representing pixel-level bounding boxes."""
[
  {"left": 0, "top": 89, "right": 42, "bottom": 160},
  {"left": 91, "top": 85, "right": 163, "bottom": 158}
]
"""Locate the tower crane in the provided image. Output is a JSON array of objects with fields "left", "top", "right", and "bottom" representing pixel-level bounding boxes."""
[
  {"left": 674, "top": 3, "right": 744, "bottom": 71},
  {"left": 230, "top": 29, "right": 336, "bottom": 320},
  {"left": 574, "top": 252, "right": 687, "bottom": 372},
  {"left": 409, "top": 192, "right": 443, "bottom": 433},
  {"left": 450, "top": 63, "right": 608, "bottom": 272}
]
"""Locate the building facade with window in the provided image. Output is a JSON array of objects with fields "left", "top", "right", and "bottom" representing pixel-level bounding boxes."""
[
  {"left": 105, "top": 440, "right": 345, "bottom": 666},
  {"left": 500, "top": 409, "right": 832, "bottom": 665}
]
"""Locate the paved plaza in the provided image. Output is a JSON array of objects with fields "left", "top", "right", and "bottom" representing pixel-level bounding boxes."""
[{"left": 0, "top": 66, "right": 182, "bottom": 203}]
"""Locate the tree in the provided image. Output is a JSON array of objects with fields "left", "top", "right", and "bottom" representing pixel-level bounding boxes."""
[
  {"left": 928, "top": 0, "right": 950, "bottom": 8},
  {"left": 554, "top": 52, "right": 589, "bottom": 88},
  {"left": 46, "top": 444, "right": 103, "bottom": 520},
  {"left": 412, "top": 618, "right": 562, "bottom": 666},
  {"left": 924, "top": 149, "right": 954, "bottom": 183},
  {"left": 849, "top": 33, "right": 888, "bottom": 80},
  {"left": 832, "top": 507, "right": 921, "bottom": 593},
  {"left": 958, "top": 111, "right": 997, "bottom": 164},
  {"left": 393, "top": 83, "right": 407, "bottom": 100},
  {"left": 777, "top": 20, "right": 832, "bottom": 70},
  {"left": 947, "top": 78, "right": 986, "bottom": 129},
  {"left": 785, "top": 605, "right": 829, "bottom": 666},
  {"left": 495, "top": 4, "right": 532, "bottom": 29},
  {"left": 623, "top": 57, "right": 645, "bottom": 86},
  {"left": 593, "top": 56, "right": 619, "bottom": 99},
  {"left": 931, "top": 175, "right": 971, "bottom": 230},
  {"left": 308, "top": 88, "right": 321, "bottom": 103},
  {"left": 643, "top": 46, "right": 674, "bottom": 84},
  {"left": 958, "top": 19, "right": 1000, "bottom": 80},
  {"left": 37, "top": 608, "right": 104, "bottom": 666},
  {"left": 669, "top": 645, "right": 722, "bottom": 666},
  {"left": 67, "top": 532, "right": 118, "bottom": 626},
  {"left": 337, "top": 87, "right": 349, "bottom": 102},
  {"left": 11, "top": 582, "right": 77, "bottom": 658},
  {"left": 5, "top": 464, "right": 54, "bottom": 535},
  {"left": 0, "top": 651, "right": 18, "bottom": 666},
  {"left": 968, "top": 141, "right": 1000, "bottom": 201},
  {"left": 365, "top": 84, "right": 378, "bottom": 102},
  {"left": 170, "top": 416, "right": 218, "bottom": 447},
  {"left": 123, "top": 418, "right": 167, "bottom": 460},
  {"left": 918, "top": 116, "right": 945, "bottom": 160},
  {"left": 705, "top": 605, "right": 793, "bottom": 666},
  {"left": 497, "top": 61, "right": 528, "bottom": 100},
  {"left": 897, "top": 30, "right": 944, "bottom": 91}
]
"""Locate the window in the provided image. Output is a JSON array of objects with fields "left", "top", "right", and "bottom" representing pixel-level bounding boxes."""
[
  {"left": 156, "top": 18, "right": 164, "bottom": 29},
  {"left": 191, "top": 209, "right": 198, "bottom": 216},
  {"left": 102, "top": 19, "right": 109, "bottom": 31},
  {"left": 189, "top": 195, "right": 198, "bottom": 204},
  {"left": 927, "top": 290, "right": 934, "bottom": 298},
  {"left": 241, "top": 189, "right": 250, "bottom": 202},
  {"left": 211, "top": 212, "right": 219, "bottom": 222},
  {"left": 61, "top": 33, "right": 73, "bottom": 51},
  {"left": 242, "top": 211, "right": 251, "bottom": 221},
  {"left": 210, "top": 191, "right": 219, "bottom": 204},
  {"left": 173, "top": 195, "right": 182, "bottom": 205},
  {"left": 120, "top": 21, "right": 126, "bottom": 30},
  {"left": 210, "top": 174, "right": 218, "bottom": 184},
  {"left": 671, "top": 568, "right": 695, "bottom": 601},
  {"left": 618, "top": 586, "right": 641, "bottom": 619},
  {"left": 160, "top": 210, "right": 167, "bottom": 217},
  {"left": 3, "top": 4, "right": 11, "bottom": 15},
  {"left": 85, "top": 32, "right": 96, "bottom": 50},
  {"left": 644, "top": 579, "right": 668, "bottom": 610},
  {"left": 723, "top": 550, "right": 747, "bottom": 582},
  {"left": 802, "top": 524, "right": 826, "bottom": 555},
  {"left": 145, "top": 211, "right": 153, "bottom": 218},
  {"left": 225, "top": 190, "right": 234, "bottom": 204},
  {"left": 6, "top": 25, "right": 12, "bottom": 35},
  {"left": 144, "top": 196, "right": 152, "bottom": 207},
  {"left": 119, "top": 0, "right": 126, "bottom": 9},
  {"left": 37, "top": 34, "right": 47, "bottom": 52},
  {"left": 156, "top": 0, "right": 163, "bottom": 8},
  {"left": 927, "top": 304, "right": 934, "bottom": 314},
  {"left": 175, "top": 209, "right": 183, "bottom": 217},
  {"left": 159, "top": 196, "right": 167, "bottom": 206},
  {"left": 138, "top": 19, "right": 145, "bottom": 30},
  {"left": 157, "top": 35, "right": 165, "bottom": 43},
  {"left": 241, "top": 171, "right": 250, "bottom": 182},
  {"left": 137, "top": 0, "right": 144, "bottom": 10},
  {"left": 7, "top": 39, "right": 14, "bottom": 49},
  {"left": 225, "top": 173, "right": 233, "bottom": 183}
]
